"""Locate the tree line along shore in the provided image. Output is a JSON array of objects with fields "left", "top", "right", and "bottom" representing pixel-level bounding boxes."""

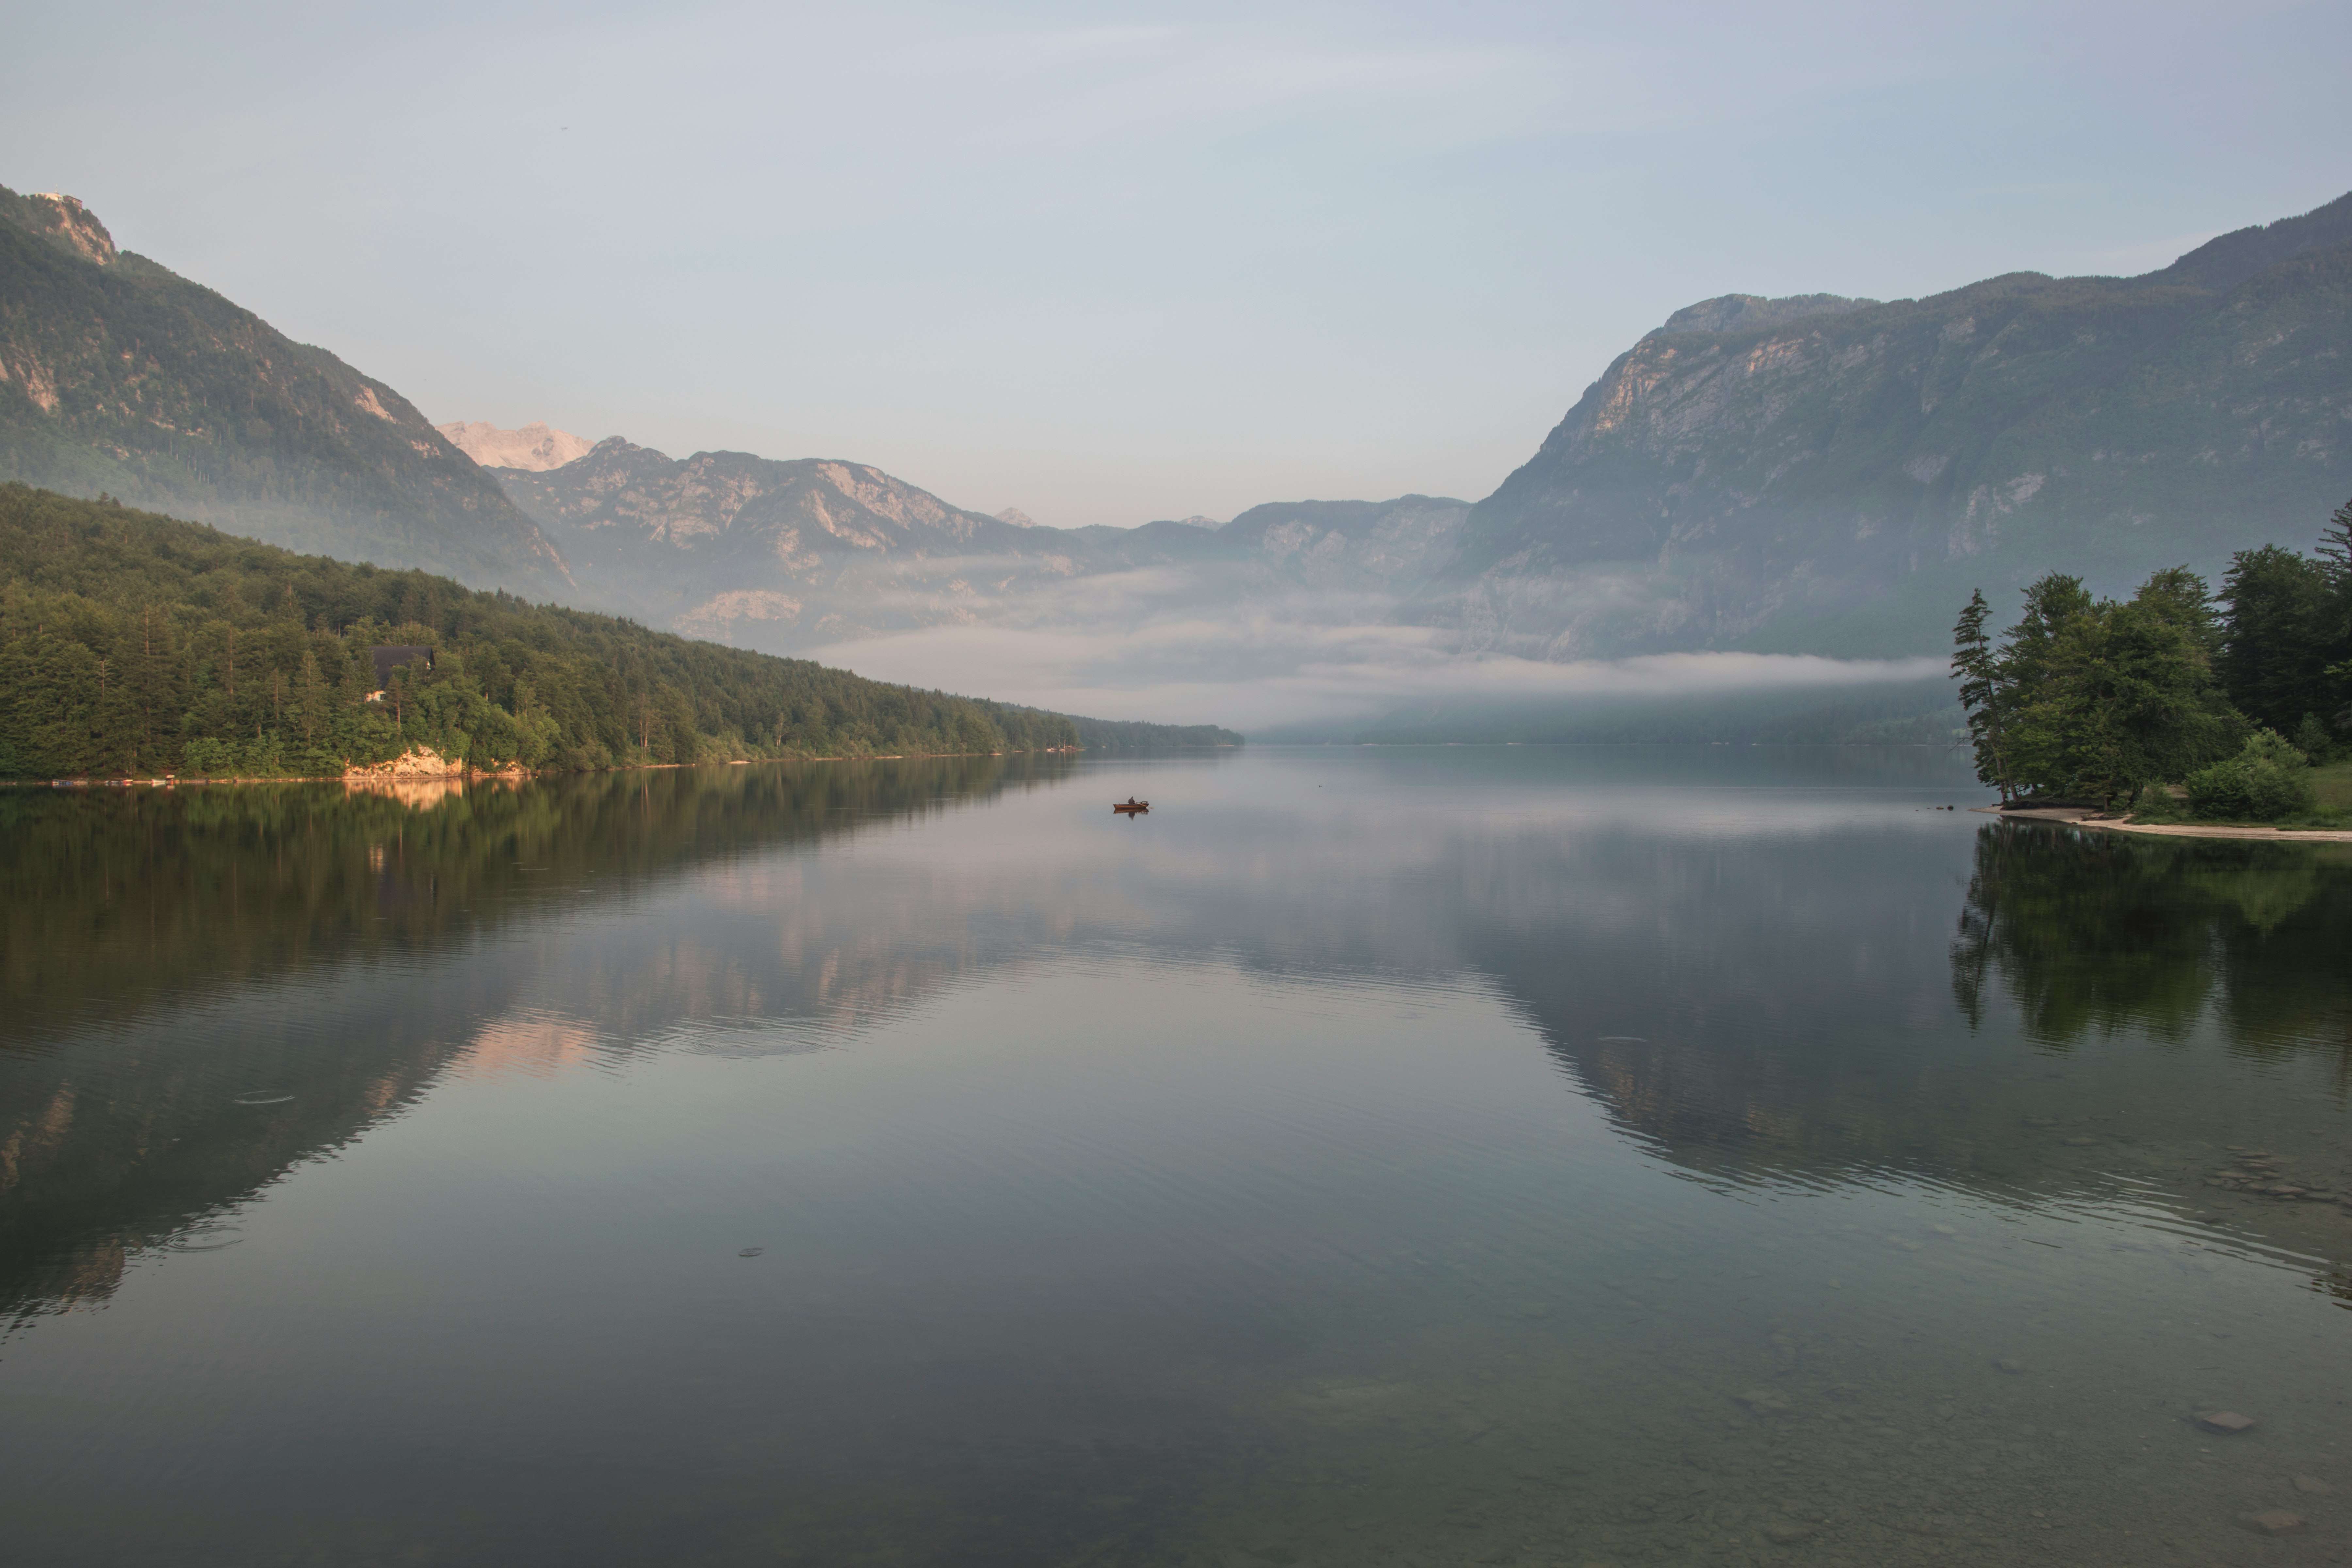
[
  {"left": 1952, "top": 497, "right": 2352, "bottom": 825},
  {"left": 0, "top": 485, "right": 1238, "bottom": 780}
]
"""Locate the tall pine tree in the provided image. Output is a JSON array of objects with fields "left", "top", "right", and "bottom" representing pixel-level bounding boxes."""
[{"left": 1951, "top": 589, "right": 2014, "bottom": 799}]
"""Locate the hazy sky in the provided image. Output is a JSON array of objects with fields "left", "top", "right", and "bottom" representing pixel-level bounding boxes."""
[{"left": 10, "top": 1, "right": 2347, "bottom": 530}]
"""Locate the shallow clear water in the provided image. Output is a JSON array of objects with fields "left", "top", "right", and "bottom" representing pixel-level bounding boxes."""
[{"left": 2, "top": 746, "right": 2348, "bottom": 1566}]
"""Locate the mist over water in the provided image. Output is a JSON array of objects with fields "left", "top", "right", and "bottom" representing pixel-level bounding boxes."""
[
  {"left": 808, "top": 587, "right": 1950, "bottom": 732},
  {"left": 2, "top": 749, "right": 2347, "bottom": 1565}
]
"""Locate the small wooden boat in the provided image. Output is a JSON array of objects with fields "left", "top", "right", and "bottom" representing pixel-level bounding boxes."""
[{"left": 1112, "top": 797, "right": 1149, "bottom": 814}]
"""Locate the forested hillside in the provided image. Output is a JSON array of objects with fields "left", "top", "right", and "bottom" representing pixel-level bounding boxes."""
[
  {"left": 0, "top": 485, "right": 1178, "bottom": 779},
  {"left": 1056, "top": 712, "right": 1242, "bottom": 751},
  {"left": 0, "top": 187, "right": 568, "bottom": 592}
]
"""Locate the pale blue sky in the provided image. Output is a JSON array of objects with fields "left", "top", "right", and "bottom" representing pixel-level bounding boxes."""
[{"left": 10, "top": 0, "right": 2348, "bottom": 528}]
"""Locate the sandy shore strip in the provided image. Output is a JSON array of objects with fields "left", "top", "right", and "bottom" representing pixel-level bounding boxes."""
[{"left": 1974, "top": 805, "right": 2352, "bottom": 842}]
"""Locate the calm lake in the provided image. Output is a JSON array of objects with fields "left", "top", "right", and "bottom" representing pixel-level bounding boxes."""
[{"left": 2, "top": 746, "right": 2347, "bottom": 1566}]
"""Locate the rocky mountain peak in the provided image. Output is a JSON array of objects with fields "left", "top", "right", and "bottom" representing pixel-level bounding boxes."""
[
  {"left": 435, "top": 420, "right": 596, "bottom": 472},
  {"left": 993, "top": 508, "right": 1038, "bottom": 527},
  {"left": 1658, "top": 292, "right": 1879, "bottom": 336}
]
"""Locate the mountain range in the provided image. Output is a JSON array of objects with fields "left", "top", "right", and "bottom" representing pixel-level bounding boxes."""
[
  {"left": 487, "top": 435, "right": 1469, "bottom": 648},
  {"left": 5, "top": 181, "right": 2347, "bottom": 684},
  {"left": 1425, "top": 193, "right": 2352, "bottom": 658},
  {"left": 375, "top": 187, "right": 2352, "bottom": 668}
]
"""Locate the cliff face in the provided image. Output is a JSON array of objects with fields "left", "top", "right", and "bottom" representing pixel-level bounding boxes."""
[
  {"left": 0, "top": 187, "right": 569, "bottom": 594},
  {"left": 1424, "top": 192, "right": 2352, "bottom": 659},
  {"left": 496, "top": 436, "right": 1469, "bottom": 650}
]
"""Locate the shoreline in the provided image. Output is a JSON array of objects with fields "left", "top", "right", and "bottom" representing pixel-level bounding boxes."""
[
  {"left": 3, "top": 745, "right": 1092, "bottom": 791},
  {"left": 1974, "top": 805, "right": 2352, "bottom": 843}
]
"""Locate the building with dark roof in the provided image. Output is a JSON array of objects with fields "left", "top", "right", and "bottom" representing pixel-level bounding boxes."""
[{"left": 369, "top": 645, "right": 434, "bottom": 693}]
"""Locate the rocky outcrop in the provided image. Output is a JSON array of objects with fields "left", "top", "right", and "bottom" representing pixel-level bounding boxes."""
[
  {"left": 436, "top": 420, "right": 595, "bottom": 472},
  {"left": 344, "top": 746, "right": 465, "bottom": 781},
  {"left": 1417, "top": 190, "right": 2352, "bottom": 660},
  {"left": 14, "top": 193, "right": 116, "bottom": 266}
]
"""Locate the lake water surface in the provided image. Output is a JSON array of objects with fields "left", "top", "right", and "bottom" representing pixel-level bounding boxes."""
[{"left": 3, "top": 746, "right": 2348, "bottom": 1566}]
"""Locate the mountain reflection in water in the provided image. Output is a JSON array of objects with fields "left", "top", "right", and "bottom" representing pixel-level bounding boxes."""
[
  {"left": 0, "top": 755, "right": 1076, "bottom": 1317},
  {"left": 1, "top": 747, "right": 2347, "bottom": 1567}
]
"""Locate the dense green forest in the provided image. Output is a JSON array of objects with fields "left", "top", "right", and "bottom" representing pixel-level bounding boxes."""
[
  {"left": 0, "top": 486, "right": 1225, "bottom": 778},
  {"left": 1952, "top": 498, "right": 2351, "bottom": 819}
]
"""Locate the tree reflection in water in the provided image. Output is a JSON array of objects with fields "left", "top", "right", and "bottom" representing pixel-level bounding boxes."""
[
  {"left": 1951, "top": 822, "right": 2352, "bottom": 1060},
  {"left": 0, "top": 755, "right": 1078, "bottom": 1322}
]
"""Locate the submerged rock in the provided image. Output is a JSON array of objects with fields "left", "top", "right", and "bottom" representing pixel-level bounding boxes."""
[
  {"left": 2195, "top": 1410, "right": 2256, "bottom": 1433},
  {"left": 2238, "top": 1510, "right": 2306, "bottom": 1534}
]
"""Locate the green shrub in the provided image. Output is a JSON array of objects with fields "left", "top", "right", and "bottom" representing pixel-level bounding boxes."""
[
  {"left": 180, "top": 737, "right": 234, "bottom": 776},
  {"left": 2185, "top": 730, "right": 2314, "bottom": 820},
  {"left": 2185, "top": 759, "right": 2248, "bottom": 816}
]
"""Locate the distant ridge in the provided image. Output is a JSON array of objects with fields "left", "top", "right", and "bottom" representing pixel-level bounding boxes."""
[
  {"left": 1659, "top": 293, "right": 1879, "bottom": 335},
  {"left": 489, "top": 436, "right": 1470, "bottom": 655},
  {"left": 437, "top": 420, "right": 595, "bottom": 472}
]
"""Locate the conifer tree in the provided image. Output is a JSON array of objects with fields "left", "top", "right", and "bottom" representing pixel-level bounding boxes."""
[
  {"left": 2220, "top": 545, "right": 2331, "bottom": 733},
  {"left": 296, "top": 649, "right": 327, "bottom": 747},
  {"left": 1951, "top": 589, "right": 2013, "bottom": 799}
]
